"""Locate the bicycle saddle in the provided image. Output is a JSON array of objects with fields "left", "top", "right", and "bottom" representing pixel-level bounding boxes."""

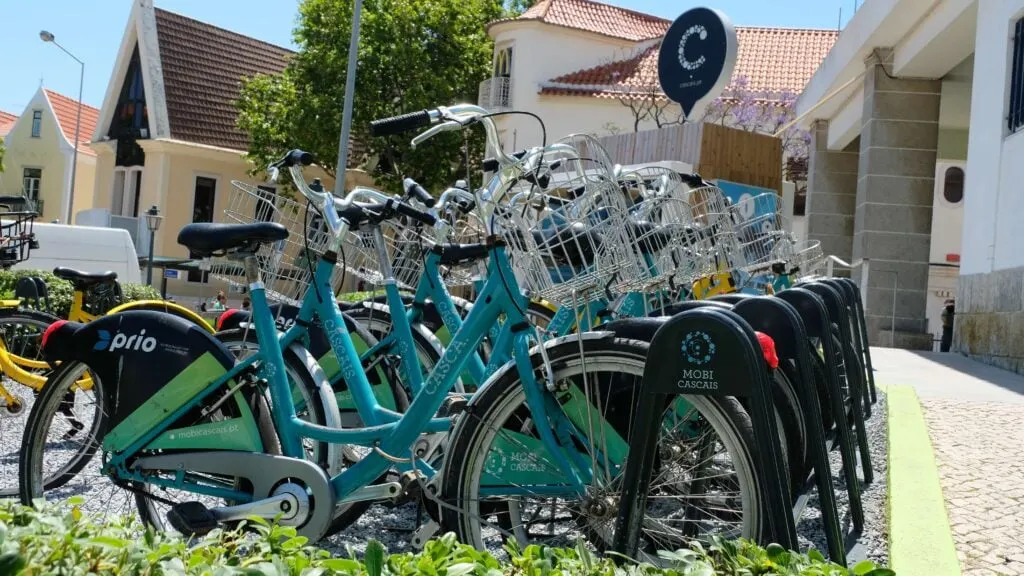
[
  {"left": 52, "top": 267, "right": 118, "bottom": 288},
  {"left": 177, "top": 222, "right": 288, "bottom": 258}
]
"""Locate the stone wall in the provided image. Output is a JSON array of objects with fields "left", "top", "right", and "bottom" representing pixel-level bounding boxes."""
[{"left": 954, "top": 267, "right": 1024, "bottom": 374}]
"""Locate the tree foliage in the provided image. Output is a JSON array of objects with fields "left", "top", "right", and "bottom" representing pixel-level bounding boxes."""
[{"left": 237, "top": 0, "right": 504, "bottom": 194}]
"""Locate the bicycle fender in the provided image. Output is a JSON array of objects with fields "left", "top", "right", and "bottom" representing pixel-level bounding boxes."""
[
  {"left": 109, "top": 300, "right": 215, "bottom": 333},
  {"left": 41, "top": 310, "right": 237, "bottom": 435}
]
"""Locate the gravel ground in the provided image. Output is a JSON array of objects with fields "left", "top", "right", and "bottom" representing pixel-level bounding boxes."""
[
  {"left": 796, "top": 388, "right": 889, "bottom": 567},
  {"left": 1, "top": 380, "right": 891, "bottom": 568}
]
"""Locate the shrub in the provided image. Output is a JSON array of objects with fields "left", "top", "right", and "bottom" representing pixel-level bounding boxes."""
[
  {"left": 0, "top": 499, "right": 892, "bottom": 575},
  {"left": 0, "top": 269, "right": 159, "bottom": 319}
]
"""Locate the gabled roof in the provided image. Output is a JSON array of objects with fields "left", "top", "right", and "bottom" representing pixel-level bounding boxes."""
[
  {"left": 489, "top": 0, "right": 669, "bottom": 41},
  {"left": 541, "top": 26, "right": 840, "bottom": 99},
  {"left": 42, "top": 89, "right": 100, "bottom": 155},
  {"left": 0, "top": 110, "right": 16, "bottom": 138},
  {"left": 153, "top": 8, "right": 293, "bottom": 152}
]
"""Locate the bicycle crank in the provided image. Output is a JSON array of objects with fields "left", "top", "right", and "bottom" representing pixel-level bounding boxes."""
[{"left": 132, "top": 450, "right": 335, "bottom": 540}]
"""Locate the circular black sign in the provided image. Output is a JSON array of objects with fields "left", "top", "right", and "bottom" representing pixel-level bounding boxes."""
[{"left": 657, "top": 7, "right": 737, "bottom": 120}]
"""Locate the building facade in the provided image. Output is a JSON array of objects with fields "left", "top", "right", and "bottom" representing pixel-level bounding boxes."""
[
  {"left": 793, "top": 0, "right": 1021, "bottom": 363},
  {"left": 0, "top": 88, "right": 98, "bottom": 222}
]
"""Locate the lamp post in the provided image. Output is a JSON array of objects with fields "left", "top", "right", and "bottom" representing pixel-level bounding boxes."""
[
  {"left": 145, "top": 205, "right": 163, "bottom": 285},
  {"left": 40, "top": 30, "right": 84, "bottom": 225}
]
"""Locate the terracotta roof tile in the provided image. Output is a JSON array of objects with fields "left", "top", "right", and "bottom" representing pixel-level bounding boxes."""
[
  {"left": 0, "top": 110, "right": 16, "bottom": 138},
  {"left": 541, "top": 26, "right": 839, "bottom": 98},
  {"left": 490, "top": 0, "right": 669, "bottom": 41},
  {"left": 153, "top": 8, "right": 292, "bottom": 152},
  {"left": 43, "top": 89, "right": 100, "bottom": 156}
]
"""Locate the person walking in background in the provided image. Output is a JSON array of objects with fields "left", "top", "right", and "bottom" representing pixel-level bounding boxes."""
[
  {"left": 242, "top": 296, "right": 251, "bottom": 311},
  {"left": 940, "top": 299, "right": 955, "bottom": 352},
  {"left": 211, "top": 291, "right": 228, "bottom": 311}
]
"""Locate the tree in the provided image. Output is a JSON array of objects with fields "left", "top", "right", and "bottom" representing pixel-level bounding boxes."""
[
  {"left": 237, "top": 0, "right": 504, "bottom": 194},
  {"left": 504, "top": 0, "right": 537, "bottom": 16}
]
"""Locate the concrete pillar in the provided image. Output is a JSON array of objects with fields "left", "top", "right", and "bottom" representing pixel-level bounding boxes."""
[
  {"left": 852, "top": 49, "right": 941, "bottom": 349},
  {"left": 806, "top": 120, "right": 859, "bottom": 266}
]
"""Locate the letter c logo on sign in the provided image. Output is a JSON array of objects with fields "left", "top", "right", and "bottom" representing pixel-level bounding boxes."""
[{"left": 657, "top": 7, "right": 738, "bottom": 121}]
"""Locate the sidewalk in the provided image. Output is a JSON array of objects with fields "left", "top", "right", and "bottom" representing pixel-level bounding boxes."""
[{"left": 875, "top": 348, "right": 1024, "bottom": 576}]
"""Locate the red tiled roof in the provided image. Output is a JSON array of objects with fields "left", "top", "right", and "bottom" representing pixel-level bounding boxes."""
[
  {"left": 490, "top": 0, "right": 669, "bottom": 41},
  {"left": 43, "top": 89, "right": 100, "bottom": 156},
  {"left": 153, "top": 8, "right": 292, "bottom": 152},
  {"left": 541, "top": 26, "right": 839, "bottom": 99},
  {"left": 0, "top": 110, "right": 16, "bottom": 138}
]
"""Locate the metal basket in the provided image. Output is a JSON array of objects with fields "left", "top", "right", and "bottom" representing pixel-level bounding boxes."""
[
  {"left": 0, "top": 211, "right": 38, "bottom": 270},
  {"left": 730, "top": 193, "right": 791, "bottom": 274},
  {"left": 618, "top": 166, "right": 719, "bottom": 291},
  {"left": 790, "top": 239, "right": 825, "bottom": 277},
  {"left": 210, "top": 181, "right": 340, "bottom": 306},
  {"left": 483, "top": 144, "right": 650, "bottom": 307}
]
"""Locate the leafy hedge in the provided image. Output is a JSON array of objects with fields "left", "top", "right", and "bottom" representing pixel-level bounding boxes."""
[
  {"left": 0, "top": 499, "right": 893, "bottom": 575},
  {"left": 0, "top": 269, "right": 159, "bottom": 319}
]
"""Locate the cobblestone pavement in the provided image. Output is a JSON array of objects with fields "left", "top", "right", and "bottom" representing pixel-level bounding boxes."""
[{"left": 921, "top": 399, "right": 1024, "bottom": 576}]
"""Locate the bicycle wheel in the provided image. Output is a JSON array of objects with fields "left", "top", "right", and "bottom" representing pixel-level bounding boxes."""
[
  {"left": 0, "top": 307, "right": 79, "bottom": 498},
  {"left": 440, "top": 336, "right": 765, "bottom": 559},
  {"left": 19, "top": 357, "right": 280, "bottom": 534}
]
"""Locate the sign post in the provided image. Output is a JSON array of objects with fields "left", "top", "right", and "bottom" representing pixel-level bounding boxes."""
[{"left": 657, "top": 7, "right": 738, "bottom": 121}]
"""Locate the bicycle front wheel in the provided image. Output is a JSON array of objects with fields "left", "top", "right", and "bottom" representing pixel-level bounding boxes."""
[
  {"left": 0, "top": 307, "right": 80, "bottom": 498},
  {"left": 440, "top": 336, "right": 765, "bottom": 560}
]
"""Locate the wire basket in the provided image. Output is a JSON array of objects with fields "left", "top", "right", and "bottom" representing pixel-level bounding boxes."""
[
  {"left": 618, "top": 166, "right": 719, "bottom": 291},
  {"left": 0, "top": 210, "right": 38, "bottom": 270},
  {"left": 210, "top": 182, "right": 340, "bottom": 306},
  {"left": 484, "top": 145, "right": 650, "bottom": 307},
  {"left": 790, "top": 239, "right": 825, "bottom": 277},
  {"left": 730, "top": 193, "right": 791, "bottom": 274}
]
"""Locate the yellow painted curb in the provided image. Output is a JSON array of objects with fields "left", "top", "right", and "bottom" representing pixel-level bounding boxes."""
[{"left": 887, "top": 385, "right": 960, "bottom": 576}]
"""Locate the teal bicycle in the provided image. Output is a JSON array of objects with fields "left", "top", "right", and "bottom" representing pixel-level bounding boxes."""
[{"left": 21, "top": 105, "right": 767, "bottom": 556}]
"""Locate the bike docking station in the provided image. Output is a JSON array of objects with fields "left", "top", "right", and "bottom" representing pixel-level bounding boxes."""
[
  {"left": 796, "top": 280, "right": 874, "bottom": 485},
  {"left": 610, "top": 305, "right": 798, "bottom": 558}
]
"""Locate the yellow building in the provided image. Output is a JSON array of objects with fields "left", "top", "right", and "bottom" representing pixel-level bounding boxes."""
[
  {"left": 83, "top": 0, "right": 371, "bottom": 300},
  {"left": 0, "top": 88, "right": 98, "bottom": 223}
]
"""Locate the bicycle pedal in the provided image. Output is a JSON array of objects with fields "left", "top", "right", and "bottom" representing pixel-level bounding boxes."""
[{"left": 166, "top": 501, "right": 219, "bottom": 537}]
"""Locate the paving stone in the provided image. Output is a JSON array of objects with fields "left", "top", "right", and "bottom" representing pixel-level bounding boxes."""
[{"left": 921, "top": 400, "right": 1024, "bottom": 575}]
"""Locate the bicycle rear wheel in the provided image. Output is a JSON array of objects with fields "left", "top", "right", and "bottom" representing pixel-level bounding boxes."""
[{"left": 440, "top": 336, "right": 766, "bottom": 560}]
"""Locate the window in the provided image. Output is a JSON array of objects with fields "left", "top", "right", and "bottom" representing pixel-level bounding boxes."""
[
  {"left": 188, "top": 176, "right": 217, "bottom": 283},
  {"left": 30, "top": 111, "right": 42, "bottom": 138},
  {"left": 494, "top": 46, "right": 513, "bottom": 78},
  {"left": 1010, "top": 16, "right": 1024, "bottom": 133},
  {"left": 943, "top": 166, "right": 965, "bottom": 204},
  {"left": 111, "top": 167, "right": 143, "bottom": 217},
  {"left": 22, "top": 168, "right": 41, "bottom": 200}
]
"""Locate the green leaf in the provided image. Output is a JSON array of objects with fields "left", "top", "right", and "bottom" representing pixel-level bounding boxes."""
[
  {"left": 853, "top": 560, "right": 878, "bottom": 575},
  {"left": 446, "top": 562, "right": 476, "bottom": 576},
  {"left": 365, "top": 539, "right": 386, "bottom": 576},
  {"left": 808, "top": 549, "right": 826, "bottom": 563},
  {"left": 765, "top": 543, "right": 786, "bottom": 560},
  {"left": 864, "top": 569, "right": 896, "bottom": 576}
]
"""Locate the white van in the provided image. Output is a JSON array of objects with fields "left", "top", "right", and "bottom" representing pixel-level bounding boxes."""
[{"left": 10, "top": 222, "right": 142, "bottom": 283}]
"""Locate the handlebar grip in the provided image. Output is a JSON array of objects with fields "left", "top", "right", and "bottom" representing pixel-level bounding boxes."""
[
  {"left": 402, "top": 178, "right": 436, "bottom": 208},
  {"left": 482, "top": 158, "right": 499, "bottom": 173},
  {"left": 390, "top": 199, "right": 438, "bottom": 227},
  {"left": 370, "top": 110, "right": 432, "bottom": 137},
  {"left": 286, "top": 149, "right": 315, "bottom": 167}
]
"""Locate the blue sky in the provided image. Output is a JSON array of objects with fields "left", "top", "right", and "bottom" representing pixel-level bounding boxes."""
[{"left": 0, "top": 0, "right": 856, "bottom": 116}]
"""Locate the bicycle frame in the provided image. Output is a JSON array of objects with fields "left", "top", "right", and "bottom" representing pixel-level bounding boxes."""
[{"left": 107, "top": 238, "right": 609, "bottom": 506}]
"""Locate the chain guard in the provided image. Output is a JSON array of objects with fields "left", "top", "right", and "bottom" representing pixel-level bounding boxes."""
[{"left": 132, "top": 450, "right": 335, "bottom": 540}]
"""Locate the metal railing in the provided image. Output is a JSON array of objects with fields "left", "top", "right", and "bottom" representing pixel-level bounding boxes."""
[
  {"left": 820, "top": 255, "right": 898, "bottom": 347},
  {"left": 478, "top": 77, "right": 512, "bottom": 110}
]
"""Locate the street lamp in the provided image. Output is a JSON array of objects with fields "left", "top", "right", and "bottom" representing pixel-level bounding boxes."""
[
  {"left": 145, "top": 205, "right": 163, "bottom": 285},
  {"left": 40, "top": 30, "right": 84, "bottom": 225}
]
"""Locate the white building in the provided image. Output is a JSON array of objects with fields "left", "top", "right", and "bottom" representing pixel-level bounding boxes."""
[
  {"left": 794, "top": 0, "right": 1024, "bottom": 367},
  {"left": 480, "top": 0, "right": 838, "bottom": 227},
  {"left": 482, "top": 0, "right": 839, "bottom": 144}
]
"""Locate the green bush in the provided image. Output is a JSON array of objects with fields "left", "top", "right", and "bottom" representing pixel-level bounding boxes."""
[
  {"left": 0, "top": 499, "right": 892, "bottom": 575},
  {"left": 0, "top": 269, "right": 159, "bottom": 319}
]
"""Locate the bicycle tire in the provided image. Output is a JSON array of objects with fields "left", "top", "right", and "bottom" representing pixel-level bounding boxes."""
[
  {"left": 0, "top": 307, "right": 72, "bottom": 498},
  {"left": 439, "top": 336, "right": 766, "bottom": 558},
  {"left": 18, "top": 360, "right": 109, "bottom": 505}
]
